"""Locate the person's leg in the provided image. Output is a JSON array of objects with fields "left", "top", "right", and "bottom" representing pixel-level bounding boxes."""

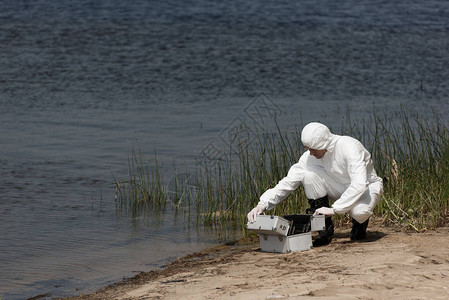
[
  {"left": 307, "top": 195, "right": 335, "bottom": 245},
  {"left": 350, "top": 218, "right": 370, "bottom": 240},
  {"left": 302, "top": 166, "right": 344, "bottom": 201},
  {"left": 349, "top": 182, "right": 382, "bottom": 240},
  {"left": 302, "top": 167, "right": 340, "bottom": 245}
]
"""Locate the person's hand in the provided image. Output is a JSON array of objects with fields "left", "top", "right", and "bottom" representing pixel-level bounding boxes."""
[
  {"left": 247, "top": 205, "right": 265, "bottom": 223},
  {"left": 314, "top": 207, "right": 335, "bottom": 216}
]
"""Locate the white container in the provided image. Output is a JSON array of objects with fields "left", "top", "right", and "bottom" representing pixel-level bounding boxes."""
[
  {"left": 310, "top": 215, "right": 326, "bottom": 231},
  {"left": 259, "top": 232, "right": 313, "bottom": 253},
  {"left": 246, "top": 215, "right": 291, "bottom": 236}
]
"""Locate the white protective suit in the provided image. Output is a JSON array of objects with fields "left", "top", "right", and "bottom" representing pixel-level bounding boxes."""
[{"left": 257, "top": 122, "right": 383, "bottom": 223}]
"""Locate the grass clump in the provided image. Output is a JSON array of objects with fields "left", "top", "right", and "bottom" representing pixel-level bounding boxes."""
[{"left": 114, "top": 147, "right": 167, "bottom": 216}]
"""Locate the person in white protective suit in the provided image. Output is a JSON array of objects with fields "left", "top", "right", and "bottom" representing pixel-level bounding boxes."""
[{"left": 247, "top": 122, "right": 383, "bottom": 244}]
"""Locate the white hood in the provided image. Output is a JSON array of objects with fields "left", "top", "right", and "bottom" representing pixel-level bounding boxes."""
[{"left": 301, "top": 122, "right": 335, "bottom": 150}]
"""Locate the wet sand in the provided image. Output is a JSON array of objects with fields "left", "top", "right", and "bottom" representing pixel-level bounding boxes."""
[{"left": 64, "top": 219, "right": 449, "bottom": 300}]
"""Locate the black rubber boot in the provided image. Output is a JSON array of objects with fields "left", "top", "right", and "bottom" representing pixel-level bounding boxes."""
[
  {"left": 350, "top": 218, "right": 369, "bottom": 241},
  {"left": 307, "top": 195, "right": 334, "bottom": 246}
]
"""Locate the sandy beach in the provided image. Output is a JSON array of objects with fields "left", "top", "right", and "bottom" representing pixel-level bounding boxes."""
[{"left": 63, "top": 219, "right": 449, "bottom": 300}]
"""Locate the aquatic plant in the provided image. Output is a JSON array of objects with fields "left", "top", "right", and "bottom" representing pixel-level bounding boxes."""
[
  {"left": 115, "top": 107, "right": 449, "bottom": 233},
  {"left": 114, "top": 146, "right": 167, "bottom": 217}
]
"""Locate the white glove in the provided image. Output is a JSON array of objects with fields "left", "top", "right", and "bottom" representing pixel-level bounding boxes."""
[
  {"left": 247, "top": 205, "right": 265, "bottom": 223},
  {"left": 314, "top": 207, "right": 335, "bottom": 216}
]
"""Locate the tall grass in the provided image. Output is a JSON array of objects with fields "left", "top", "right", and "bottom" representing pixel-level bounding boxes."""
[
  {"left": 114, "top": 147, "right": 167, "bottom": 218},
  {"left": 115, "top": 108, "right": 449, "bottom": 232}
]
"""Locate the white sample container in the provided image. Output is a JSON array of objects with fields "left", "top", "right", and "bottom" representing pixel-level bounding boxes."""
[
  {"left": 259, "top": 232, "right": 313, "bottom": 253},
  {"left": 246, "top": 215, "right": 291, "bottom": 236},
  {"left": 310, "top": 215, "right": 326, "bottom": 231}
]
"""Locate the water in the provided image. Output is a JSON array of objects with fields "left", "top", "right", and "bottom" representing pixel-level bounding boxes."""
[{"left": 1, "top": 1, "right": 448, "bottom": 299}]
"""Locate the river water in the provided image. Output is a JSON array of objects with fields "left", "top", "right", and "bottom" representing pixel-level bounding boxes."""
[{"left": 1, "top": 1, "right": 448, "bottom": 299}]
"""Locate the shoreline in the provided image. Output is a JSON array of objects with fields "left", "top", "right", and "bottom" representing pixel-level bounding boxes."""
[
  {"left": 59, "top": 238, "right": 257, "bottom": 300},
  {"left": 61, "top": 219, "right": 449, "bottom": 299}
]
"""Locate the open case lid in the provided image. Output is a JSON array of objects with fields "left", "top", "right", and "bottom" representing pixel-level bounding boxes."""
[{"left": 246, "top": 215, "right": 291, "bottom": 236}]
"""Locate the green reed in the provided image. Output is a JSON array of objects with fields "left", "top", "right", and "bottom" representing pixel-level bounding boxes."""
[
  {"left": 114, "top": 147, "right": 167, "bottom": 217},
  {"left": 116, "top": 108, "right": 449, "bottom": 233}
]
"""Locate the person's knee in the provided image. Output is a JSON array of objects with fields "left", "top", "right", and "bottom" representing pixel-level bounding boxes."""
[
  {"left": 303, "top": 170, "right": 322, "bottom": 184},
  {"left": 303, "top": 171, "right": 327, "bottom": 199},
  {"left": 350, "top": 205, "right": 372, "bottom": 223}
]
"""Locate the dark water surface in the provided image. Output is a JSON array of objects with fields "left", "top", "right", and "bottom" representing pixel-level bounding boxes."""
[{"left": 1, "top": 1, "right": 448, "bottom": 299}]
